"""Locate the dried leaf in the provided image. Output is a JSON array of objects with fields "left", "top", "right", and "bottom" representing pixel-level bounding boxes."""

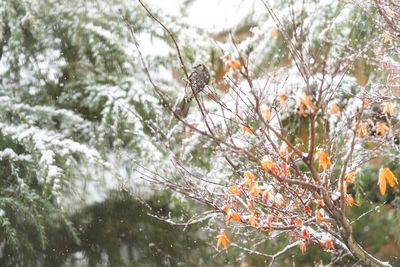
[
  {"left": 261, "top": 106, "right": 272, "bottom": 122},
  {"left": 382, "top": 101, "right": 394, "bottom": 116},
  {"left": 345, "top": 171, "right": 356, "bottom": 183},
  {"left": 243, "top": 124, "right": 253, "bottom": 135},
  {"left": 279, "top": 94, "right": 287, "bottom": 111},
  {"left": 228, "top": 185, "right": 241, "bottom": 195},
  {"left": 299, "top": 241, "right": 307, "bottom": 254},
  {"left": 378, "top": 168, "right": 387, "bottom": 196},
  {"left": 376, "top": 122, "right": 388, "bottom": 136},
  {"left": 379, "top": 167, "right": 398, "bottom": 196},
  {"left": 249, "top": 185, "right": 261, "bottom": 199},
  {"left": 317, "top": 150, "right": 331, "bottom": 171},
  {"left": 345, "top": 194, "right": 355, "bottom": 206},
  {"left": 221, "top": 205, "right": 230, "bottom": 212},
  {"left": 261, "top": 157, "right": 278, "bottom": 174},
  {"left": 244, "top": 171, "right": 255, "bottom": 180},
  {"left": 279, "top": 142, "right": 288, "bottom": 158},
  {"left": 356, "top": 122, "right": 368, "bottom": 137},
  {"left": 248, "top": 215, "right": 258, "bottom": 227},
  {"left": 226, "top": 210, "right": 242, "bottom": 224},
  {"left": 216, "top": 229, "right": 230, "bottom": 250},
  {"left": 300, "top": 93, "right": 314, "bottom": 111},
  {"left": 315, "top": 209, "right": 322, "bottom": 223},
  {"left": 275, "top": 193, "right": 284, "bottom": 206}
]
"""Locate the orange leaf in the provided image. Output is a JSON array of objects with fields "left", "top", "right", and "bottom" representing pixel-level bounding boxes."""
[
  {"left": 221, "top": 205, "right": 230, "bottom": 212},
  {"left": 345, "top": 194, "right": 355, "bottom": 206},
  {"left": 278, "top": 94, "right": 287, "bottom": 111},
  {"left": 315, "top": 209, "right": 322, "bottom": 223},
  {"left": 378, "top": 168, "right": 387, "bottom": 196},
  {"left": 271, "top": 28, "right": 279, "bottom": 39},
  {"left": 230, "top": 59, "right": 241, "bottom": 71},
  {"left": 249, "top": 185, "right": 262, "bottom": 199},
  {"left": 295, "top": 218, "right": 303, "bottom": 229},
  {"left": 379, "top": 168, "right": 398, "bottom": 196},
  {"left": 345, "top": 171, "right": 356, "bottom": 183},
  {"left": 226, "top": 210, "right": 242, "bottom": 224},
  {"left": 376, "top": 122, "right": 388, "bottom": 136},
  {"left": 317, "top": 150, "right": 331, "bottom": 171},
  {"left": 330, "top": 103, "right": 341, "bottom": 115},
  {"left": 300, "top": 93, "right": 314, "bottom": 111},
  {"left": 243, "top": 124, "right": 253, "bottom": 135},
  {"left": 216, "top": 229, "right": 230, "bottom": 250},
  {"left": 362, "top": 98, "right": 369, "bottom": 106},
  {"left": 324, "top": 238, "right": 334, "bottom": 250},
  {"left": 260, "top": 157, "right": 278, "bottom": 174}
]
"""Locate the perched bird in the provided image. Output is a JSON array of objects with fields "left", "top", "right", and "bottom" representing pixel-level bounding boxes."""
[{"left": 175, "top": 64, "right": 210, "bottom": 118}]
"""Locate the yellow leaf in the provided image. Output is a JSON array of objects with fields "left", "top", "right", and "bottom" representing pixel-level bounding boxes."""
[
  {"left": 248, "top": 215, "right": 258, "bottom": 227},
  {"left": 260, "top": 157, "right": 278, "bottom": 174},
  {"left": 345, "top": 171, "right": 356, "bottom": 183},
  {"left": 261, "top": 106, "right": 272, "bottom": 122},
  {"left": 228, "top": 185, "right": 241, "bottom": 195},
  {"left": 317, "top": 150, "right": 331, "bottom": 171},
  {"left": 356, "top": 122, "right": 368, "bottom": 137},
  {"left": 216, "top": 229, "right": 230, "bottom": 250},
  {"left": 382, "top": 102, "right": 394, "bottom": 116}
]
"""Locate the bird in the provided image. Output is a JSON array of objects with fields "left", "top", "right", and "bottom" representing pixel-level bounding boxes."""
[{"left": 175, "top": 64, "right": 210, "bottom": 118}]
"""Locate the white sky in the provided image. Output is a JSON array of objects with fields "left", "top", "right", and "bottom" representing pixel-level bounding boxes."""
[{"left": 144, "top": 0, "right": 262, "bottom": 31}]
